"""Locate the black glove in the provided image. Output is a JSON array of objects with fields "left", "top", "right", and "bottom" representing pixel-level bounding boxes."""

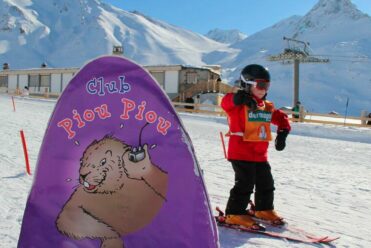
[
  {"left": 233, "top": 90, "right": 257, "bottom": 111},
  {"left": 275, "top": 129, "right": 289, "bottom": 151}
]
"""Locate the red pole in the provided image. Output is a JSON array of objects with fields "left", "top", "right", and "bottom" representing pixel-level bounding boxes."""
[
  {"left": 20, "top": 130, "right": 31, "bottom": 175},
  {"left": 219, "top": 131, "right": 227, "bottom": 159},
  {"left": 12, "top": 96, "right": 16, "bottom": 112}
]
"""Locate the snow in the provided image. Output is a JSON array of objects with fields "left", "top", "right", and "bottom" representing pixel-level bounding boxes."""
[
  {"left": 1, "top": 0, "right": 371, "bottom": 115},
  {"left": 223, "top": 0, "right": 371, "bottom": 116},
  {"left": 1, "top": 93, "right": 371, "bottom": 247},
  {"left": 205, "top": 28, "right": 247, "bottom": 44},
  {"left": 0, "top": 0, "right": 233, "bottom": 68}
]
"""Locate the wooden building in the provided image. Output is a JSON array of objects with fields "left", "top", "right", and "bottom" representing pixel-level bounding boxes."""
[{"left": 0, "top": 62, "right": 232, "bottom": 100}]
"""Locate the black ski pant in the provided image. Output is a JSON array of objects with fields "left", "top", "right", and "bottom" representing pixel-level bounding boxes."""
[{"left": 225, "top": 160, "right": 275, "bottom": 215}]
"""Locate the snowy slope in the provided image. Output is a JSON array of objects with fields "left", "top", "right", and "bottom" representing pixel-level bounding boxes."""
[
  {"left": 221, "top": 0, "right": 371, "bottom": 115},
  {"left": 0, "top": 0, "right": 235, "bottom": 68},
  {"left": 1, "top": 94, "right": 371, "bottom": 247},
  {"left": 0, "top": 0, "right": 370, "bottom": 114},
  {"left": 205, "top": 28, "right": 247, "bottom": 44}
]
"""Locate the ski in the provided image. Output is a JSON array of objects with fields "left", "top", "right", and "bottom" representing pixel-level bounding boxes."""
[
  {"left": 215, "top": 207, "right": 339, "bottom": 244},
  {"left": 245, "top": 201, "right": 340, "bottom": 243},
  {"left": 216, "top": 218, "right": 329, "bottom": 243},
  {"left": 250, "top": 217, "right": 340, "bottom": 243}
]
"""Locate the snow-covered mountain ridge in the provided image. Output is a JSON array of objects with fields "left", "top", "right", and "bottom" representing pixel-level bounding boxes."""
[
  {"left": 205, "top": 28, "right": 247, "bottom": 44},
  {"left": 222, "top": 0, "right": 371, "bottom": 115},
  {"left": 0, "top": 0, "right": 235, "bottom": 68},
  {"left": 0, "top": 0, "right": 370, "bottom": 115}
]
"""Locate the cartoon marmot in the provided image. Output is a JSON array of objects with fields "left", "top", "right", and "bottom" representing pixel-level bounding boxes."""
[{"left": 56, "top": 136, "right": 168, "bottom": 248}]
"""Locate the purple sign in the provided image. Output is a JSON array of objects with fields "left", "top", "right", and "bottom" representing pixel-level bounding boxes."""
[{"left": 18, "top": 56, "right": 218, "bottom": 248}]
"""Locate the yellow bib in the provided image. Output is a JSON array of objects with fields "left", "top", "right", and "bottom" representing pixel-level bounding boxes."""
[{"left": 243, "top": 101, "right": 274, "bottom": 142}]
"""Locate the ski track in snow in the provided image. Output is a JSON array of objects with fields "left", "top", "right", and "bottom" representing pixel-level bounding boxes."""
[{"left": 1, "top": 94, "right": 371, "bottom": 247}]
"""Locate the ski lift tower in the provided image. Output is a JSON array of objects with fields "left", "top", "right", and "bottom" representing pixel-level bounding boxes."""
[{"left": 267, "top": 36, "right": 330, "bottom": 106}]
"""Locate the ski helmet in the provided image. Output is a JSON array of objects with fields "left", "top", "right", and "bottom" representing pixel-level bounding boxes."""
[{"left": 240, "top": 64, "right": 270, "bottom": 90}]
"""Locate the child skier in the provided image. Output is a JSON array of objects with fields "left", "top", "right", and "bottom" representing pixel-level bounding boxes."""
[{"left": 221, "top": 64, "right": 291, "bottom": 229}]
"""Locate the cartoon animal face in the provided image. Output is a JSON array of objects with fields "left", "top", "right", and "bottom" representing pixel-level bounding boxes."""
[{"left": 79, "top": 136, "right": 130, "bottom": 194}]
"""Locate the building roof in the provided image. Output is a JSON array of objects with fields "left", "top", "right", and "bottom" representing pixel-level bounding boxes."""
[{"left": 1, "top": 64, "right": 222, "bottom": 76}]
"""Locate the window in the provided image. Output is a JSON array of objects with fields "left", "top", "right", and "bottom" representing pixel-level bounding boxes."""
[
  {"left": 40, "top": 75, "right": 51, "bottom": 87},
  {"left": 0, "top": 75, "right": 8, "bottom": 87},
  {"left": 29, "top": 75, "right": 39, "bottom": 87},
  {"left": 28, "top": 74, "right": 51, "bottom": 90},
  {"left": 151, "top": 72, "right": 165, "bottom": 88},
  {"left": 186, "top": 72, "right": 197, "bottom": 84}
]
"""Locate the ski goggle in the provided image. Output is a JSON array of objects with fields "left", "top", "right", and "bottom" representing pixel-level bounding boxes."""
[{"left": 240, "top": 75, "right": 270, "bottom": 90}]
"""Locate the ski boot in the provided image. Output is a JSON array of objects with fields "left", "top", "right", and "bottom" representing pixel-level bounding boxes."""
[
  {"left": 225, "top": 214, "right": 265, "bottom": 230},
  {"left": 254, "top": 210, "right": 285, "bottom": 226}
]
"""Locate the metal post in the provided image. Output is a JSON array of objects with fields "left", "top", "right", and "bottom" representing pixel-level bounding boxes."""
[
  {"left": 344, "top": 97, "right": 349, "bottom": 126},
  {"left": 293, "top": 59, "right": 299, "bottom": 107}
]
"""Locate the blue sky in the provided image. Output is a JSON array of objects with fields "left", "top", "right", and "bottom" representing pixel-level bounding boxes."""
[{"left": 105, "top": 0, "right": 371, "bottom": 35}]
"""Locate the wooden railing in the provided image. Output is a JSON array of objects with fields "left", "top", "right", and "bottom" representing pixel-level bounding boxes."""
[
  {"left": 12, "top": 91, "right": 371, "bottom": 128},
  {"left": 14, "top": 87, "right": 60, "bottom": 99},
  {"left": 173, "top": 102, "right": 225, "bottom": 116},
  {"left": 173, "top": 81, "right": 233, "bottom": 102}
]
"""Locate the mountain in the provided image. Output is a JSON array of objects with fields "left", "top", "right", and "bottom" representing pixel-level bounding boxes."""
[
  {"left": 219, "top": 0, "right": 371, "bottom": 115},
  {"left": 205, "top": 28, "right": 247, "bottom": 44},
  {"left": 0, "top": 0, "right": 370, "bottom": 115},
  {"left": 0, "top": 0, "right": 235, "bottom": 68}
]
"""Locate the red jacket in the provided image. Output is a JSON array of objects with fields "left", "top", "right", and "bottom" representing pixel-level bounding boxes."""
[{"left": 221, "top": 93, "right": 291, "bottom": 162}]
